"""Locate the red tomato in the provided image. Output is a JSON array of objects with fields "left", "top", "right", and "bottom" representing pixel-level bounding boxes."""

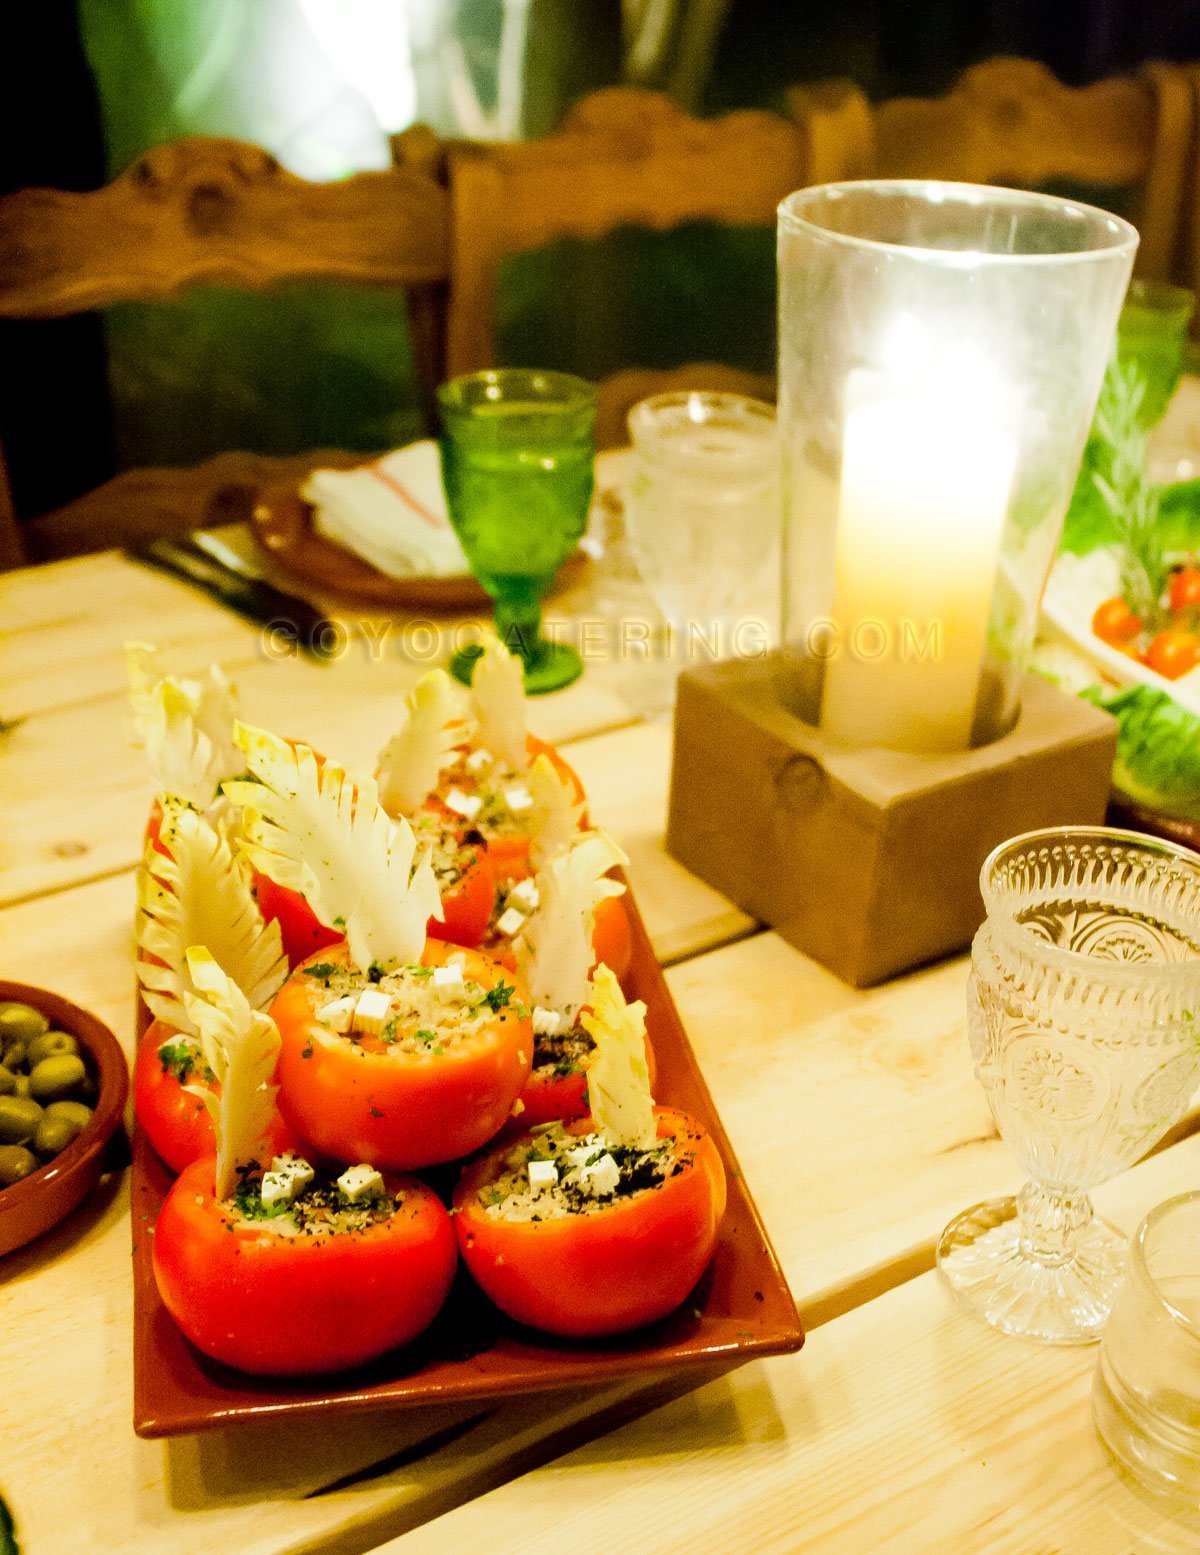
[
  {"left": 514, "top": 1027, "right": 657, "bottom": 1132},
  {"left": 133, "top": 1018, "right": 293, "bottom": 1174},
  {"left": 1091, "top": 596, "right": 1142, "bottom": 646},
  {"left": 254, "top": 871, "right": 345, "bottom": 969},
  {"left": 591, "top": 896, "right": 633, "bottom": 983},
  {"left": 1169, "top": 565, "right": 1200, "bottom": 613},
  {"left": 454, "top": 1106, "right": 726, "bottom": 1337},
  {"left": 427, "top": 843, "right": 496, "bottom": 949},
  {"left": 152, "top": 1156, "right": 457, "bottom": 1375},
  {"left": 1147, "top": 628, "right": 1200, "bottom": 680},
  {"left": 271, "top": 940, "right": 533, "bottom": 1171}
]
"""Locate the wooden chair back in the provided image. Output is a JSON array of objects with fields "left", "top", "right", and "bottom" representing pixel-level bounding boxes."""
[
  {"left": 825, "top": 58, "right": 1195, "bottom": 282},
  {"left": 444, "top": 87, "right": 870, "bottom": 446},
  {"left": 0, "top": 134, "right": 450, "bottom": 564}
]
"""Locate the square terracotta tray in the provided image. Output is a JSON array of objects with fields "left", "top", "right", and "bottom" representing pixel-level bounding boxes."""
[{"left": 130, "top": 876, "right": 803, "bottom": 1437}]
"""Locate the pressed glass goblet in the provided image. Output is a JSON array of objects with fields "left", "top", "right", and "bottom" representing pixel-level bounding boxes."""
[
  {"left": 437, "top": 368, "right": 598, "bottom": 694},
  {"left": 937, "top": 827, "right": 1200, "bottom": 1345}
]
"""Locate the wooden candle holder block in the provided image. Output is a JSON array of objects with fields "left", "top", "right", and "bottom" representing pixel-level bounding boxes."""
[{"left": 666, "top": 650, "right": 1118, "bottom": 988}]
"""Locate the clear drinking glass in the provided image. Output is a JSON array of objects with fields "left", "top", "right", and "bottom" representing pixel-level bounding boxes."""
[
  {"left": 624, "top": 392, "right": 781, "bottom": 704},
  {"left": 1094, "top": 1193, "right": 1200, "bottom": 1496},
  {"left": 937, "top": 827, "right": 1200, "bottom": 1344}
]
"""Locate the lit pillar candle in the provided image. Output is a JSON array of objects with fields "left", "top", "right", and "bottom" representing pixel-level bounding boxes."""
[{"left": 819, "top": 387, "right": 1017, "bottom": 753}]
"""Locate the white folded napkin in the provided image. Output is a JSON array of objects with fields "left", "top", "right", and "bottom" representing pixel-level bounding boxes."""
[{"left": 302, "top": 441, "right": 469, "bottom": 579}]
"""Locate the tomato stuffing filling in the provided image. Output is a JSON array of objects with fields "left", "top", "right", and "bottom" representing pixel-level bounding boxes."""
[
  {"left": 482, "top": 875, "right": 542, "bottom": 951},
  {"left": 477, "top": 1122, "right": 693, "bottom": 1222},
  {"left": 425, "top": 749, "right": 535, "bottom": 844},
  {"left": 410, "top": 812, "right": 484, "bottom": 892},
  {"left": 531, "top": 1020, "right": 592, "bottom": 1078},
  {"left": 157, "top": 1036, "right": 214, "bottom": 1086},
  {"left": 221, "top": 1158, "right": 402, "bottom": 1238},
  {"left": 299, "top": 961, "right": 524, "bottom": 1056}
]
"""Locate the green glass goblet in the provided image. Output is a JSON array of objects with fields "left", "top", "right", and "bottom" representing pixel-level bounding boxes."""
[
  {"left": 1116, "top": 278, "right": 1194, "bottom": 429},
  {"left": 437, "top": 368, "right": 598, "bottom": 694}
]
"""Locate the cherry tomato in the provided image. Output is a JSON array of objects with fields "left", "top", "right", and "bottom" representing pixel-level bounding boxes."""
[
  {"left": 152, "top": 1156, "right": 457, "bottom": 1375},
  {"left": 133, "top": 1018, "right": 295, "bottom": 1174},
  {"left": 426, "top": 842, "right": 496, "bottom": 949},
  {"left": 1169, "top": 565, "right": 1200, "bottom": 613},
  {"left": 513, "top": 1026, "right": 657, "bottom": 1132},
  {"left": 253, "top": 871, "right": 345, "bottom": 969},
  {"left": 271, "top": 940, "right": 533, "bottom": 1171},
  {"left": 1147, "top": 627, "right": 1200, "bottom": 681},
  {"left": 1091, "top": 596, "right": 1143, "bottom": 646},
  {"left": 454, "top": 1106, "right": 726, "bottom": 1337}
]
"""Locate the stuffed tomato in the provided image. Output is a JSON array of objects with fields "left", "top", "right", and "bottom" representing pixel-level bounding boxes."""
[
  {"left": 133, "top": 1018, "right": 293, "bottom": 1175},
  {"left": 152, "top": 1154, "right": 456, "bottom": 1375},
  {"left": 270, "top": 940, "right": 533, "bottom": 1171},
  {"left": 454, "top": 1106, "right": 726, "bottom": 1337},
  {"left": 482, "top": 884, "right": 633, "bottom": 985},
  {"left": 507, "top": 1008, "right": 656, "bottom": 1132}
]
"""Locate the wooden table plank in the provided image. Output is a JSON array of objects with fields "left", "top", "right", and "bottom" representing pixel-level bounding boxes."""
[{"left": 377, "top": 1134, "right": 1200, "bottom": 1555}]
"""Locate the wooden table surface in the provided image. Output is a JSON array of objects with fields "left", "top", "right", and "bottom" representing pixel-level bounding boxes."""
[{"left": 3, "top": 436, "right": 1200, "bottom": 1554}]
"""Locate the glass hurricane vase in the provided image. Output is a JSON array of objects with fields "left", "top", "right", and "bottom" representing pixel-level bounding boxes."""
[{"left": 938, "top": 827, "right": 1200, "bottom": 1344}]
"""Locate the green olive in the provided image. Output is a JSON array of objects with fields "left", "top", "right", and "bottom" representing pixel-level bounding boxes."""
[
  {"left": 0, "top": 1096, "right": 44, "bottom": 1145},
  {"left": 3, "top": 1041, "right": 27, "bottom": 1071},
  {"left": 0, "top": 1066, "right": 15, "bottom": 1097},
  {"left": 45, "top": 1100, "right": 93, "bottom": 1130},
  {"left": 0, "top": 1145, "right": 39, "bottom": 1187},
  {"left": 0, "top": 1003, "right": 49, "bottom": 1045},
  {"left": 27, "top": 1054, "right": 87, "bottom": 1103},
  {"left": 34, "top": 1114, "right": 83, "bottom": 1157},
  {"left": 27, "top": 1030, "right": 80, "bottom": 1067}
]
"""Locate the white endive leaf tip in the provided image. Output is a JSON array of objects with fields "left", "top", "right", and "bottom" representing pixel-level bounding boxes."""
[
  {"left": 526, "top": 753, "right": 585, "bottom": 869},
  {"left": 224, "top": 723, "right": 442, "bottom": 973},
  {"left": 182, "top": 947, "right": 281, "bottom": 1201},
  {"left": 377, "top": 669, "right": 472, "bottom": 815},
  {"left": 470, "top": 635, "right": 527, "bottom": 771},
  {"left": 581, "top": 965, "right": 656, "bottom": 1150},
  {"left": 125, "top": 641, "right": 240, "bottom": 810},
  {"left": 135, "top": 798, "right": 289, "bottom": 1035},
  {"left": 516, "top": 829, "right": 626, "bottom": 1020}
]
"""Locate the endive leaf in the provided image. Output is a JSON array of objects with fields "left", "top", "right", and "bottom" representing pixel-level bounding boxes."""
[
  {"left": 470, "top": 635, "right": 527, "bottom": 771},
  {"left": 516, "top": 829, "right": 627, "bottom": 1020},
  {"left": 525, "top": 753, "right": 586, "bottom": 869},
  {"left": 135, "top": 798, "right": 288, "bottom": 1034},
  {"left": 581, "top": 965, "right": 656, "bottom": 1149},
  {"left": 182, "top": 947, "right": 281, "bottom": 1201},
  {"left": 125, "top": 641, "right": 240, "bottom": 809},
  {"left": 224, "top": 723, "right": 441, "bottom": 972},
  {"left": 377, "top": 669, "right": 472, "bottom": 815}
]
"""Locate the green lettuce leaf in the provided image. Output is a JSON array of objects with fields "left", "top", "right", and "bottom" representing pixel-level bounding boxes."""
[{"left": 1082, "top": 684, "right": 1200, "bottom": 823}]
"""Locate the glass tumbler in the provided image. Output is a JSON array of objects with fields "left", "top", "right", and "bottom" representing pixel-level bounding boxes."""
[
  {"left": 625, "top": 392, "right": 781, "bottom": 702},
  {"left": 438, "top": 368, "right": 598, "bottom": 694},
  {"left": 937, "top": 827, "right": 1200, "bottom": 1344},
  {"left": 1094, "top": 1192, "right": 1200, "bottom": 1497}
]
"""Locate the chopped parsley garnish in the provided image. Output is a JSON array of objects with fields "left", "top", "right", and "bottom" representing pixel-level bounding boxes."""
[
  {"left": 369, "top": 1106, "right": 383, "bottom": 1118},
  {"left": 230, "top": 1180, "right": 291, "bottom": 1221},
  {"left": 302, "top": 962, "right": 339, "bottom": 980},
  {"left": 479, "top": 980, "right": 515, "bottom": 1014},
  {"left": 414, "top": 1028, "right": 438, "bottom": 1045},
  {"left": 301, "top": 1039, "right": 314, "bottom": 1059},
  {"left": 158, "top": 1040, "right": 205, "bottom": 1084},
  {"left": 368, "top": 961, "right": 386, "bottom": 984}
]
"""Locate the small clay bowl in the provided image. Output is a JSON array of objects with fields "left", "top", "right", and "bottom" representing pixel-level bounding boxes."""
[{"left": 0, "top": 981, "right": 129, "bottom": 1257}]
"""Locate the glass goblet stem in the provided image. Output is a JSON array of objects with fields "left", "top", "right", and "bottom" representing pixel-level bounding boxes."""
[{"left": 1016, "top": 1183, "right": 1094, "bottom": 1267}]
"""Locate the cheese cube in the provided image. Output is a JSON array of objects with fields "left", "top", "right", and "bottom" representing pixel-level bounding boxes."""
[
  {"left": 496, "top": 906, "right": 526, "bottom": 937},
  {"left": 531, "top": 1006, "right": 561, "bottom": 1037},
  {"left": 575, "top": 1152, "right": 620, "bottom": 1197},
  {"left": 317, "top": 995, "right": 356, "bottom": 1033},
  {"left": 465, "top": 747, "right": 493, "bottom": 772},
  {"left": 337, "top": 1164, "right": 385, "bottom": 1203},
  {"left": 507, "top": 877, "right": 540, "bottom": 912},
  {"left": 562, "top": 1141, "right": 602, "bottom": 1171},
  {"left": 260, "top": 1154, "right": 315, "bottom": 1207},
  {"left": 527, "top": 1159, "right": 559, "bottom": 1193},
  {"left": 503, "top": 785, "right": 533, "bottom": 814},
  {"left": 432, "top": 963, "right": 465, "bottom": 1001},
  {"left": 353, "top": 988, "right": 393, "bottom": 1036},
  {"left": 444, "top": 786, "right": 483, "bottom": 819}
]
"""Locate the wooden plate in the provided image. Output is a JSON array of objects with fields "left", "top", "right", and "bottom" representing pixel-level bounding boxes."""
[
  {"left": 251, "top": 485, "right": 585, "bottom": 611},
  {"left": 0, "top": 982, "right": 129, "bottom": 1259},
  {"left": 129, "top": 878, "right": 803, "bottom": 1438}
]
